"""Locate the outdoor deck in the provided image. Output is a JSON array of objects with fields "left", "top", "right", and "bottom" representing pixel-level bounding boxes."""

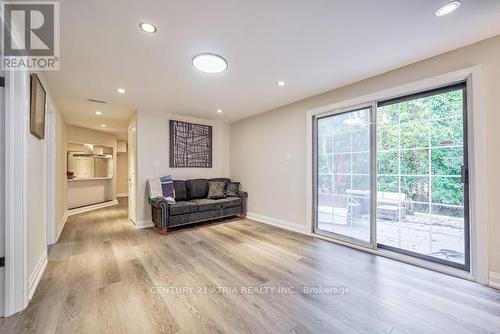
[{"left": 318, "top": 205, "right": 464, "bottom": 264}]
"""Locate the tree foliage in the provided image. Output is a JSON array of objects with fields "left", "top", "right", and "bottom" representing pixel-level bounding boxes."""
[{"left": 318, "top": 89, "right": 465, "bottom": 215}]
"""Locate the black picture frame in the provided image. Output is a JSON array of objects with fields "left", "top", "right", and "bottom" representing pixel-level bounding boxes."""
[
  {"left": 169, "top": 120, "right": 213, "bottom": 168},
  {"left": 30, "top": 73, "right": 46, "bottom": 140}
]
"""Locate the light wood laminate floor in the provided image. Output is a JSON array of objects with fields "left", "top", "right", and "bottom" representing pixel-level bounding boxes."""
[{"left": 2, "top": 200, "right": 500, "bottom": 333}]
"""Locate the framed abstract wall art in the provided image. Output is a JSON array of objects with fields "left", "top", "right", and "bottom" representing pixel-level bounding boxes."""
[{"left": 169, "top": 120, "right": 213, "bottom": 168}]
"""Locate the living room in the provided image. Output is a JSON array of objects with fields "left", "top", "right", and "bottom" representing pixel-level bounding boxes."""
[{"left": 2, "top": 1, "right": 500, "bottom": 333}]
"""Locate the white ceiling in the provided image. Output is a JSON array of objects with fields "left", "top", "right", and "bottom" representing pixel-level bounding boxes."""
[{"left": 45, "top": 0, "right": 500, "bottom": 137}]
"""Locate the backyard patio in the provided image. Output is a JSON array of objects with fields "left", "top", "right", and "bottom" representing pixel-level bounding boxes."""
[{"left": 317, "top": 203, "right": 465, "bottom": 264}]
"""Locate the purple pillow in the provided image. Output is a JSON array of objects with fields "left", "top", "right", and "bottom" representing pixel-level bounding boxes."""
[{"left": 160, "top": 175, "right": 175, "bottom": 199}]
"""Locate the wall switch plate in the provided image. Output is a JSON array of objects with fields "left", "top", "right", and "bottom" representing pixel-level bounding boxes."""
[
  {"left": 153, "top": 160, "right": 160, "bottom": 167},
  {"left": 285, "top": 153, "right": 292, "bottom": 161}
]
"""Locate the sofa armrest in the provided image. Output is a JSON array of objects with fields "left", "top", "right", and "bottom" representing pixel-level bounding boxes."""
[
  {"left": 150, "top": 196, "right": 168, "bottom": 206},
  {"left": 238, "top": 191, "right": 248, "bottom": 216},
  {"left": 150, "top": 197, "right": 169, "bottom": 229}
]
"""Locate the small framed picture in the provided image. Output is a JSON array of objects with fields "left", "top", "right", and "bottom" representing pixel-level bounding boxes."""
[{"left": 30, "top": 74, "right": 47, "bottom": 139}]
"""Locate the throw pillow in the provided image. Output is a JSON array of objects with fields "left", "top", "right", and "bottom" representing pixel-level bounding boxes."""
[
  {"left": 160, "top": 175, "right": 176, "bottom": 203},
  {"left": 226, "top": 182, "right": 240, "bottom": 197},
  {"left": 207, "top": 181, "right": 227, "bottom": 199}
]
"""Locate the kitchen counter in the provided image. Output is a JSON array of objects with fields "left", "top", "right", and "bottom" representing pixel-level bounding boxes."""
[
  {"left": 67, "top": 177, "right": 114, "bottom": 209},
  {"left": 67, "top": 176, "right": 113, "bottom": 182}
]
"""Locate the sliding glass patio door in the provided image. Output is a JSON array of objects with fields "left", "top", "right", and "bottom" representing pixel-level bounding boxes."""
[
  {"left": 314, "top": 105, "right": 375, "bottom": 246},
  {"left": 376, "top": 83, "right": 469, "bottom": 270},
  {"left": 313, "top": 82, "right": 470, "bottom": 271}
]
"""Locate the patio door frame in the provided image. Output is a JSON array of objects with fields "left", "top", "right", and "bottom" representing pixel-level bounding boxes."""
[
  {"left": 312, "top": 102, "right": 378, "bottom": 249},
  {"left": 313, "top": 84, "right": 470, "bottom": 269},
  {"left": 374, "top": 82, "right": 470, "bottom": 271},
  {"left": 306, "top": 66, "right": 488, "bottom": 284}
]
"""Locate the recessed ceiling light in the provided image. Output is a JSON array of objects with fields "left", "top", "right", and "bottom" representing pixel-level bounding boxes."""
[
  {"left": 192, "top": 53, "right": 228, "bottom": 74},
  {"left": 95, "top": 111, "right": 102, "bottom": 115},
  {"left": 116, "top": 88, "right": 126, "bottom": 94},
  {"left": 139, "top": 22, "right": 157, "bottom": 33},
  {"left": 436, "top": 1, "right": 461, "bottom": 16},
  {"left": 217, "top": 109, "right": 223, "bottom": 113},
  {"left": 277, "top": 80, "right": 286, "bottom": 87},
  {"left": 100, "top": 124, "right": 107, "bottom": 128}
]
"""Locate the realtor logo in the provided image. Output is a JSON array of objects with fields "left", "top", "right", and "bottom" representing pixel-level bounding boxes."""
[{"left": 1, "top": 1, "right": 60, "bottom": 70}]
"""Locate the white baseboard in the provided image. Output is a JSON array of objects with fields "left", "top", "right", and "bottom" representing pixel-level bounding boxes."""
[
  {"left": 489, "top": 271, "right": 500, "bottom": 289},
  {"left": 246, "top": 212, "right": 308, "bottom": 234},
  {"left": 135, "top": 219, "right": 155, "bottom": 229},
  {"left": 28, "top": 252, "right": 48, "bottom": 300},
  {"left": 116, "top": 193, "right": 128, "bottom": 198},
  {"left": 67, "top": 199, "right": 119, "bottom": 216},
  {"left": 55, "top": 211, "right": 68, "bottom": 243}
]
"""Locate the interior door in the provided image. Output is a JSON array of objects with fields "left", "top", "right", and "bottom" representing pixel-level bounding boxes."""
[
  {"left": 0, "top": 74, "right": 5, "bottom": 317},
  {"left": 128, "top": 123, "right": 137, "bottom": 223},
  {"left": 314, "top": 105, "right": 375, "bottom": 247}
]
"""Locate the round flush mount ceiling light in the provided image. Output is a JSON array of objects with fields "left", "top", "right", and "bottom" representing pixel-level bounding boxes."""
[
  {"left": 277, "top": 80, "right": 286, "bottom": 87},
  {"left": 139, "top": 22, "right": 157, "bottom": 33},
  {"left": 95, "top": 110, "right": 102, "bottom": 115},
  {"left": 192, "top": 53, "right": 228, "bottom": 74},
  {"left": 100, "top": 124, "right": 107, "bottom": 128},
  {"left": 116, "top": 88, "right": 126, "bottom": 94},
  {"left": 216, "top": 109, "right": 223, "bottom": 113},
  {"left": 436, "top": 1, "right": 461, "bottom": 16}
]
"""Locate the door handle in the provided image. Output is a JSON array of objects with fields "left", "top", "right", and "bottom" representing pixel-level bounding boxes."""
[{"left": 461, "top": 165, "right": 469, "bottom": 183}]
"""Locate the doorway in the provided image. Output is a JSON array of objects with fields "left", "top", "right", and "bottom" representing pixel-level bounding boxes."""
[{"left": 313, "top": 82, "right": 470, "bottom": 271}]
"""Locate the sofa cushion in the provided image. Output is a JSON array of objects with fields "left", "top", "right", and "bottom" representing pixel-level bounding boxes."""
[
  {"left": 209, "top": 178, "right": 231, "bottom": 185},
  {"left": 226, "top": 182, "right": 240, "bottom": 197},
  {"left": 173, "top": 180, "right": 188, "bottom": 201},
  {"left": 169, "top": 210, "right": 222, "bottom": 227},
  {"left": 207, "top": 181, "right": 227, "bottom": 199},
  {"left": 217, "top": 197, "right": 242, "bottom": 208},
  {"left": 168, "top": 201, "right": 198, "bottom": 215},
  {"left": 190, "top": 198, "right": 223, "bottom": 212},
  {"left": 186, "top": 179, "right": 208, "bottom": 199}
]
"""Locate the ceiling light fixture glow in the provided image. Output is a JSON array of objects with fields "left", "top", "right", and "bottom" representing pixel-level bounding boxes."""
[
  {"left": 139, "top": 22, "right": 157, "bottom": 33},
  {"left": 436, "top": 1, "right": 461, "bottom": 16},
  {"left": 192, "top": 53, "right": 228, "bottom": 74},
  {"left": 100, "top": 124, "right": 107, "bottom": 128},
  {"left": 95, "top": 111, "right": 102, "bottom": 115},
  {"left": 217, "top": 109, "right": 223, "bottom": 113},
  {"left": 116, "top": 88, "right": 126, "bottom": 94},
  {"left": 277, "top": 80, "right": 286, "bottom": 87}
]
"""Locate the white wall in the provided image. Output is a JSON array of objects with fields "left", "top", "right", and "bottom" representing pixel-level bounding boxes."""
[
  {"left": 36, "top": 73, "right": 68, "bottom": 244},
  {"left": 25, "top": 72, "right": 68, "bottom": 294},
  {"left": 135, "top": 111, "right": 231, "bottom": 225},
  {"left": 26, "top": 111, "right": 47, "bottom": 279},
  {"left": 231, "top": 34, "right": 500, "bottom": 273}
]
